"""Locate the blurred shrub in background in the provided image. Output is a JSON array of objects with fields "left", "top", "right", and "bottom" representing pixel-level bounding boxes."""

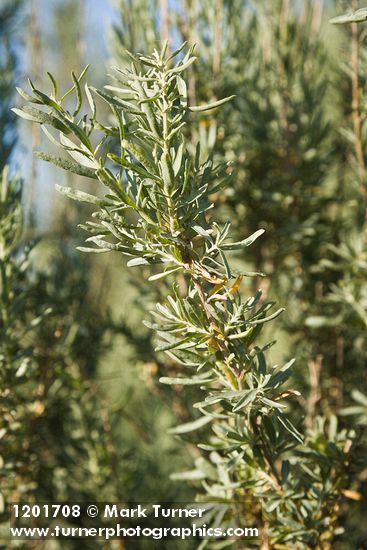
[{"left": 2, "top": 0, "right": 367, "bottom": 548}]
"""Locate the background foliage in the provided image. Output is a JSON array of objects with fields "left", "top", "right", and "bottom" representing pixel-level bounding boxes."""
[{"left": 2, "top": 0, "right": 367, "bottom": 549}]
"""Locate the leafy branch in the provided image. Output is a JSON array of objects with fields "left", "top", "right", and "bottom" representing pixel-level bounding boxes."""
[{"left": 15, "top": 43, "right": 356, "bottom": 549}]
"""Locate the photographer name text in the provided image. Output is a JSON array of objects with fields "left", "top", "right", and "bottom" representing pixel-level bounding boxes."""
[{"left": 104, "top": 504, "right": 206, "bottom": 519}]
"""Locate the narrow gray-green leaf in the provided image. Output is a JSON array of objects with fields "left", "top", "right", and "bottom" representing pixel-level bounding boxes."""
[
  {"left": 55, "top": 185, "right": 111, "bottom": 206},
  {"left": 35, "top": 152, "right": 98, "bottom": 179},
  {"left": 330, "top": 8, "right": 367, "bottom": 25},
  {"left": 159, "top": 376, "right": 214, "bottom": 386},
  {"left": 189, "top": 95, "right": 235, "bottom": 113},
  {"left": 168, "top": 416, "right": 212, "bottom": 435},
  {"left": 221, "top": 229, "right": 265, "bottom": 251}
]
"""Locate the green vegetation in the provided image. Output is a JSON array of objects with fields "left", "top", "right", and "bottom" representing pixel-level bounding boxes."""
[{"left": 2, "top": 1, "right": 367, "bottom": 549}]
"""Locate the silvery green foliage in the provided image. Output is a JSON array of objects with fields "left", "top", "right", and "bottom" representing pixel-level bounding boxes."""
[
  {"left": 330, "top": 7, "right": 367, "bottom": 25},
  {"left": 0, "top": 0, "right": 21, "bottom": 169},
  {"left": 0, "top": 168, "right": 114, "bottom": 537},
  {"left": 110, "top": 2, "right": 367, "bottom": 545},
  {"left": 15, "top": 45, "right": 356, "bottom": 548},
  {"left": 341, "top": 390, "right": 367, "bottom": 425},
  {"left": 0, "top": 163, "right": 191, "bottom": 549}
]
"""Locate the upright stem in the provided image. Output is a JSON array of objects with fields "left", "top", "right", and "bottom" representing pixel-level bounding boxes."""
[
  {"left": 212, "top": 0, "right": 224, "bottom": 85},
  {"left": 187, "top": 0, "right": 198, "bottom": 107},
  {"left": 305, "top": 355, "right": 322, "bottom": 430},
  {"left": 351, "top": 1, "right": 367, "bottom": 209},
  {"left": 311, "top": 0, "right": 324, "bottom": 34},
  {"left": 161, "top": 68, "right": 176, "bottom": 233},
  {"left": 208, "top": 0, "right": 224, "bottom": 145},
  {"left": 280, "top": 0, "right": 290, "bottom": 43},
  {"left": 28, "top": 0, "right": 42, "bottom": 230},
  {"left": 159, "top": 0, "right": 170, "bottom": 51},
  {"left": 260, "top": 523, "right": 270, "bottom": 550},
  {"left": 262, "top": 1, "right": 273, "bottom": 64}
]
